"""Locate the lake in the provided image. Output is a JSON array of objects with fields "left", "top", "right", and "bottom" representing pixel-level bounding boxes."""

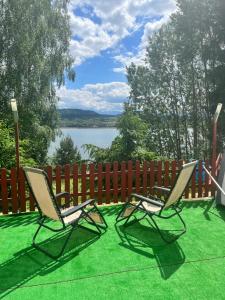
[{"left": 49, "top": 128, "right": 119, "bottom": 159}]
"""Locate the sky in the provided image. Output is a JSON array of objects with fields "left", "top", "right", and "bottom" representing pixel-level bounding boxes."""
[{"left": 57, "top": 0, "right": 177, "bottom": 114}]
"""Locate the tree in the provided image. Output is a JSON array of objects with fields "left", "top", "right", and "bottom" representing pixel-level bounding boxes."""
[
  {"left": 0, "top": 0, "right": 75, "bottom": 164},
  {"left": 84, "top": 108, "right": 160, "bottom": 163},
  {"left": 0, "top": 121, "right": 35, "bottom": 168},
  {"left": 127, "top": 0, "right": 225, "bottom": 159},
  {"left": 53, "top": 136, "right": 81, "bottom": 165}
]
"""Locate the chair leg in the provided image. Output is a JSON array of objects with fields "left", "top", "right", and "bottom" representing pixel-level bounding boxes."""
[
  {"left": 122, "top": 206, "right": 140, "bottom": 226},
  {"left": 93, "top": 203, "right": 108, "bottom": 229},
  {"left": 32, "top": 220, "right": 75, "bottom": 259},
  {"left": 81, "top": 204, "right": 108, "bottom": 231},
  {"left": 82, "top": 211, "right": 102, "bottom": 235},
  {"left": 116, "top": 201, "right": 140, "bottom": 224},
  {"left": 116, "top": 202, "right": 128, "bottom": 222},
  {"left": 148, "top": 210, "right": 186, "bottom": 244},
  {"left": 116, "top": 196, "right": 135, "bottom": 222}
]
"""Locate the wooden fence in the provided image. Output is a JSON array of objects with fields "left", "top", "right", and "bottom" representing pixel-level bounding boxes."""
[{"left": 0, "top": 159, "right": 218, "bottom": 215}]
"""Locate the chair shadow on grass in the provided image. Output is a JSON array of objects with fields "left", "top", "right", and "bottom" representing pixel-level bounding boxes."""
[
  {"left": 115, "top": 218, "right": 185, "bottom": 280},
  {"left": 179, "top": 199, "right": 217, "bottom": 221},
  {"left": 100, "top": 205, "right": 122, "bottom": 217},
  {"left": 180, "top": 199, "right": 225, "bottom": 222},
  {"left": 207, "top": 203, "right": 225, "bottom": 221},
  {"left": 0, "top": 225, "right": 100, "bottom": 299},
  {"left": 0, "top": 213, "right": 46, "bottom": 229}
]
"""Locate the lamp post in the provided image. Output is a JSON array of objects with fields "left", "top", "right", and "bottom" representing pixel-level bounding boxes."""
[
  {"left": 212, "top": 103, "right": 222, "bottom": 177},
  {"left": 10, "top": 99, "right": 20, "bottom": 171}
]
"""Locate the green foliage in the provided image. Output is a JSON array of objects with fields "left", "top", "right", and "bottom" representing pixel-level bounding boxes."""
[
  {"left": 0, "top": 122, "right": 15, "bottom": 168},
  {"left": 53, "top": 136, "right": 81, "bottom": 165},
  {"left": 127, "top": 0, "right": 225, "bottom": 160},
  {"left": 116, "top": 108, "right": 148, "bottom": 155},
  {"left": 0, "top": 0, "right": 75, "bottom": 165},
  {"left": 0, "top": 121, "right": 35, "bottom": 168},
  {"left": 84, "top": 109, "right": 160, "bottom": 163}
]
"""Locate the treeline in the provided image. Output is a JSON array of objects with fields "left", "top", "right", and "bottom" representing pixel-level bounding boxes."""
[
  {"left": 0, "top": 0, "right": 74, "bottom": 168},
  {"left": 127, "top": 0, "right": 225, "bottom": 160},
  {"left": 59, "top": 109, "right": 118, "bottom": 127},
  {"left": 60, "top": 118, "right": 117, "bottom": 128},
  {"left": 84, "top": 0, "right": 225, "bottom": 164}
]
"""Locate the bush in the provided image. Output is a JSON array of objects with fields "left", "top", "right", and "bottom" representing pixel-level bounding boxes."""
[
  {"left": 0, "top": 121, "right": 35, "bottom": 168},
  {"left": 53, "top": 136, "right": 81, "bottom": 165}
]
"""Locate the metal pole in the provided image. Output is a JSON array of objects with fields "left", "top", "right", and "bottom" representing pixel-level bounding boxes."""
[
  {"left": 203, "top": 165, "right": 225, "bottom": 196},
  {"left": 10, "top": 99, "right": 19, "bottom": 170},
  {"left": 212, "top": 103, "right": 222, "bottom": 177},
  {"left": 15, "top": 122, "right": 20, "bottom": 171},
  {"left": 212, "top": 122, "right": 217, "bottom": 177},
  {"left": 10, "top": 98, "right": 20, "bottom": 212}
]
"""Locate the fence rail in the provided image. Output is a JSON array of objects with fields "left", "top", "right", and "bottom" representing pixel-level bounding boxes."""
[{"left": 0, "top": 159, "right": 218, "bottom": 215}]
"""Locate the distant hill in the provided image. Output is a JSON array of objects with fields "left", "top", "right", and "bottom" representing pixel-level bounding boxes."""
[
  {"left": 58, "top": 109, "right": 119, "bottom": 128},
  {"left": 59, "top": 109, "right": 117, "bottom": 119}
]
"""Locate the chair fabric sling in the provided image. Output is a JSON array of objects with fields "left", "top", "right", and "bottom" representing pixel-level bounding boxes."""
[
  {"left": 116, "top": 161, "right": 197, "bottom": 243},
  {"left": 24, "top": 167, "right": 107, "bottom": 259}
]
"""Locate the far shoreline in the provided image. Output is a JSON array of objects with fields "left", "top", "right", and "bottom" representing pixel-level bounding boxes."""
[{"left": 60, "top": 126, "right": 117, "bottom": 129}]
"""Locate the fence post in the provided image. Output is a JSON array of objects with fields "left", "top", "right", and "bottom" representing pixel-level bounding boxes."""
[
  {"left": 164, "top": 161, "right": 169, "bottom": 188},
  {"left": 171, "top": 161, "right": 177, "bottom": 186},
  {"left": 89, "top": 163, "right": 95, "bottom": 200},
  {"left": 81, "top": 164, "right": 87, "bottom": 203},
  {"left": 19, "top": 167, "right": 26, "bottom": 212},
  {"left": 11, "top": 168, "right": 18, "bottom": 213},
  {"left": 1, "top": 169, "right": 8, "bottom": 214},
  {"left": 64, "top": 164, "right": 71, "bottom": 206},
  {"left": 149, "top": 161, "right": 155, "bottom": 195},
  {"left": 135, "top": 161, "right": 140, "bottom": 194},
  {"left": 142, "top": 161, "right": 148, "bottom": 196},
  {"left": 127, "top": 161, "right": 133, "bottom": 196},
  {"left": 113, "top": 161, "right": 119, "bottom": 203},
  {"left": 97, "top": 163, "right": 103, "bottom": 205},
  {"left": 157, "top": 161, "right": 162, "bottom": 197},
  {"left": 73, "top": 164, "right": 79, "bottom": 205},
  {"left": 55, "top": 165, "right": 62, "bottom": 205},
  {"left": 121, "top": 161, "right": 127, "bottom": 202}
]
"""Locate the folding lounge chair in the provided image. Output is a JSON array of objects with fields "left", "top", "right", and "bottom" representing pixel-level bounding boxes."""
[
  {"left": 24, "top": 167, "right": 107, "bottom": 259},
  {"left": 116, "top": 161, "right": 197, "bottom": 243}
]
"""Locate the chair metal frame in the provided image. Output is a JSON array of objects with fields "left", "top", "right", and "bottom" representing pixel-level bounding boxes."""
[
  {"left": 116, "top": 161, "right": 197, "bottom": 243},
  {"left": 24, "top": 167, "right": 107, "bottom": 259}
]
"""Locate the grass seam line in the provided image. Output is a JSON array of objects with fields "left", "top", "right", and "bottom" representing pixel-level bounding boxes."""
[{"left": 1, "top": 254, "right": 225, "bottom": 291}]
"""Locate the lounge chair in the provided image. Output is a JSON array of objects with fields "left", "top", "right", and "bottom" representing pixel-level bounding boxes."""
[
  {"left": 116, "top": 161, "right": 197, "bottom": 243},
  {"left": 24, "top": 167, "right": 107, "bottom": 259}
]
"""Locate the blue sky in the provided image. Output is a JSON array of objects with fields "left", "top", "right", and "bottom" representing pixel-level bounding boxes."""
[{"left": 57, "top": 0, "right": 177, "bottom": 114}]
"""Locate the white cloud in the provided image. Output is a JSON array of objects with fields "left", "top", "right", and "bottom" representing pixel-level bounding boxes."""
[
  {"left": 69, "top": 12, "right": 119, "bottom": 65},
  {"left": 68, "top": 0, "right": 177, "bottom": 66},
  {"left": 141, "top": 15, "right": 171, "bottom": 48},
  {"left": 113, "top": 9, "right": 176, "bottom": 74},
  {"left": 57, "top": 82, "right": 130, "bottom": 113},
  {"left": 61, "top": 0, "right": 177, "bottom": 113},
  {"left": 113, "top": 50, "right": 146, "bottom": 74}
]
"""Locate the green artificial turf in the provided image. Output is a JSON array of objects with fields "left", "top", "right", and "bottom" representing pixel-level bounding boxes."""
[{"left": 1, "top": 200, "right": 225, "bottom": 299}]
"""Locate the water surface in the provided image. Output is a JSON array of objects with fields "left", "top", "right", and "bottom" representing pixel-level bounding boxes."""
[{"left": 49, "top": 127, "right": 119, "bottom": 159}]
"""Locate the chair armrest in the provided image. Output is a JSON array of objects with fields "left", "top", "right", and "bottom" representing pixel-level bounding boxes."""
[
  {"left": 131, "top": 193, "right": 164, "bottom": 207},
  {"left": 61, "top": 199, "right": 95, "bottom": 217},
  {"left": 153, "top": 186, "right": 171, "bottom": 193},
  {"left": 56, "top": 192, "right": 73, "bottom": 208},
  {"left": 56, "top": 192, "right": 70, "bottom": 198}
]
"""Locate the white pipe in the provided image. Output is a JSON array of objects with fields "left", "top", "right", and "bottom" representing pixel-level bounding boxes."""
[{"left": 203, "top": 165, "right": 225, "bottom": 196}]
